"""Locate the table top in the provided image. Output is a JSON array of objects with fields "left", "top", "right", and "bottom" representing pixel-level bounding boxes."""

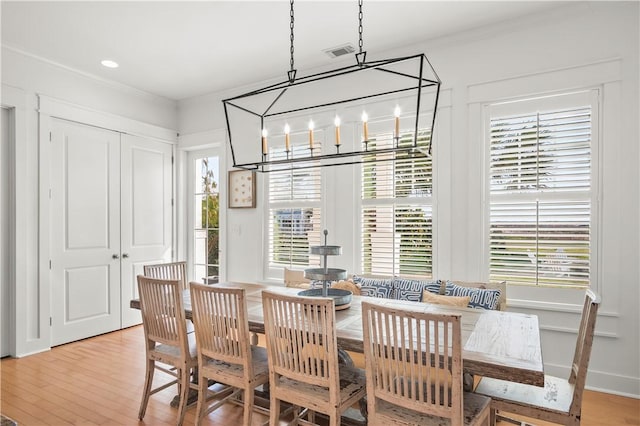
[{"left": 131, "top": 281, "right": 544, "bottom": 387}]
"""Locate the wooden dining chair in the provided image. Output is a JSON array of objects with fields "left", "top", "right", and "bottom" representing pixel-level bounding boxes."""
[
  {"left": 474, "top": 290, "right": 600, "bottom": 426},
  {"left": 143, "top": 260, "right": 198, "bottom": 334},
  {"left": 144, "top": 261, "right": 188, "bottom": 289},
  {"left": 137, "top": 275, "right": 198, "bottom": 426},
  {"left": 361, "top": 300, "right": 491, "bottom": 426},
  {"left": 261, "top": 291, "right": 367, "bottom": 426},
  {"left": 189, "top": 283, "right": 270, "bottom": 426}
]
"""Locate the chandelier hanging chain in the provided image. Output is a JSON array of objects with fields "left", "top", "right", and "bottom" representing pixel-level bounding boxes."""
[
  {"left": 358, "top": 0, "right": 364, "bottom": 54},
  {"left": 290, "top": 0, "right": 295, "bottom": 71},
  {"left": 355, "top": 0, "right": 366, "bottom": 66},
  {"left": 288, "top": 0, "right": 297, "bottom": 83}
]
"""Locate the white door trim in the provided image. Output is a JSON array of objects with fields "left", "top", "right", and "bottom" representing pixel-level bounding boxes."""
[{"left": 2, "top": 84, "right": 43, "bottom": 357}]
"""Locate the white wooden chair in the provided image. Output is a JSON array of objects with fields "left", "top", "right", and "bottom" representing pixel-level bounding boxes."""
[
  {"left": 474, "top": 290, "right": 600, "bottom": 426},
  {"left": 137, "top": 275, "right": 198, "bottom": 426},
  {"left": 261, "top": 291, "right": 367, "bottom": 426},
  {"left": 361, "top": 300, "right": 491, "bottom": 426},
  {"left": 144, "top": 261, "right": 188, "bottom": 289},
  {"left": 189, "top": 283, "right": 270, "bottom": 426}
]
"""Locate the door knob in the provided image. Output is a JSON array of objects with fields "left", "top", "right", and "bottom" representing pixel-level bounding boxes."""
[
  {"left": 122, "top": 253, "right": 129, "bottom": 259},
  {"left": 112, "top": 254, "right": 120, "bottom": 259}
]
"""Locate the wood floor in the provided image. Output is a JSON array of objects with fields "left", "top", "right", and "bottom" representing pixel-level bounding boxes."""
[{"left": 1, "top": 326, "right": 638, "bottom": 425}]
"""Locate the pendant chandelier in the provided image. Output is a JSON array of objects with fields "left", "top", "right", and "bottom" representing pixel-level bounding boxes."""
[{"left": 223, "top": 0, "right": 441, "bottom": 172}]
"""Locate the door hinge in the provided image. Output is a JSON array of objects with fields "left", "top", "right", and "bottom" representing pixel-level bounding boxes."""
[
  {"left": 171, "top": 198, "right": 174, "bottom": 206},
  {"left": 49, "top": 189, "right": 52, "bottom": 199},
  {"left": 50, "top": 317, "right": 52, "bottom": 326},
  {"left": 49, "top": 260, "right": 52, "bottom": 269},
  {"left": 171, "top": 156, "right": 174, "bottom": 165},
  {"left": 49, "top": 131, "right": 52, "bottom": 142}
]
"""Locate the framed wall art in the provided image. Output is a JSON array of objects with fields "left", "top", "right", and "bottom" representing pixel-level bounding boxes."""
[{"left": 228, "top": 170, "right": 256, "bottom": 208}]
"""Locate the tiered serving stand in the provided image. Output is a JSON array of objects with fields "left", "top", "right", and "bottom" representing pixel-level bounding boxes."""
[{"left": 298, "top": 230, "right": 352, "bottom": 310}]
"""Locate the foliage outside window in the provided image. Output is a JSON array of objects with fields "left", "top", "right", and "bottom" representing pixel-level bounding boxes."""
[
  {"left": 268, "top": 145, "right": 322, "bottom": 268},
  {"left": 194, "top": 156, "right": 220, "bottom": 284},
  {"left": 361, "top": 130, "right": 433, "bottom": 278},
  {"left": 488, "top": 92, "right": 594, "bottom": 287}
]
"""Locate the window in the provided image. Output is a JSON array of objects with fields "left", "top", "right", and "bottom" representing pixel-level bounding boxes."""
[
  {"left": 267, "top": 144, "right": 322, "bottom": 269},
  {"left": 361, "top": 129, "right": 433, "bottom": 277},
  {"left": 488, "top": 91, "right": 596, "bottom": 287},
  {"left": 192, "top": 154, "right": 220, "bottom": 284}
]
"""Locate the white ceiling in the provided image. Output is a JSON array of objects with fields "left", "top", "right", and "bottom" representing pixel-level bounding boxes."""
[{"left": 2, "top": 1, "right": 568, "bottom": 101}]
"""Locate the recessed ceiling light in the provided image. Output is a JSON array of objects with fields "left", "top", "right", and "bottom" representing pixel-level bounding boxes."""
[{"left": 101, "top": 60, "right": 119, "bottom": 68}]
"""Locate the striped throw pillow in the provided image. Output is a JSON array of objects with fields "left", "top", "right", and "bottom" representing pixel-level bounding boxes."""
[
  {"left": 352, "top": 275, "right": 394, "bottom": 298},
  {"left": 444, "top": 281, "right": 501, "bottom": 310},
  {"left": 393, "top": 278, "right": 442, "bottom": 302}
]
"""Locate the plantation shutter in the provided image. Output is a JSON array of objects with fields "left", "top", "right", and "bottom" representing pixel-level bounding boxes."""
[
  {"left": 489, "top": 93, "right": 593, "bottom": 287},
  {"left": 361, "top": 131, "right": 433, "bottom": 277},
  {"left": 268, "top": 144, "right": 322, "bottom": 267}
]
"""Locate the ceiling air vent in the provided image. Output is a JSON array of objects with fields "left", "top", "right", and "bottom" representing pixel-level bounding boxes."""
[{"left": 323, "top": 43, "right": 356, "bottom": 59}]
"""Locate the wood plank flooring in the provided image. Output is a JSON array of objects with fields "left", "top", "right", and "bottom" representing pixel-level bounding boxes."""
[{"left": 1, "top": 326, "right": 638, "bottom": 425}]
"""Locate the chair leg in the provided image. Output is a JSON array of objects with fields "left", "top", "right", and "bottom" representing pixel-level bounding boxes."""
[
  {"left": 292, "top": 405, "right": 300, "bottom": 425},
  {"left": 243, "top": 387, "right": 254, "bottom": 426},
  {"left": 269, "top": 395, "right": 280, "bottom": 426},
  {"left": 329, "top": 409, "right": 341, "bottom": 426},
  {"left": 176, "top": 367, "right": 191, "bottom": 426},
  {"left": 195, "top": 371, "right": 208, "bottom": 426},
  {"left": 138, "top": 359, "right": 155, "bottom": 420},
  {"left": 490, "top": 408, "right": 496, "bottom": 426}
]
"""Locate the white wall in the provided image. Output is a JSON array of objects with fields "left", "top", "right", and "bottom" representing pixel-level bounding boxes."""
[
  {"left": 178, "top": 2, "right": 639, "bottom": 397},
  {"left": 1, "top": 46, "right": 178, "bottom": 356}
]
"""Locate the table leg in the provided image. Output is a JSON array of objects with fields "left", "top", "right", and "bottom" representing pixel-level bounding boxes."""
[{"left": 337, "top": 348, "right": 367, "bottom": 425}]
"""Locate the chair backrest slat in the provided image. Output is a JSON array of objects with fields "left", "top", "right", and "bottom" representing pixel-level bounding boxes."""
[
  {"left": 137, "top": 276, "right": 189, "bottom": 357},
  {"left": 362, "top": 301, "right": 463, "bottom": 424},
  {"left": 190, "top": 283, "right": 252, "bottom": 375},
  {"left": 144, "top": 261, "right": 188, "bottom": 290},
  {"left": 569, "top": 289, "right": 600, "bottom": 414},
  {"left": 262, "top": 291, "right": 339, "bottom": 401}
]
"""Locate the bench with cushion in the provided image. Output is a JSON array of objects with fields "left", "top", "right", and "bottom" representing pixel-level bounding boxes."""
[
  {"left": 284, "top": 268, "right": 506, "bottom": 311},
  {"left": 352, "top": 275, "right": 507, "bottom": 311}
]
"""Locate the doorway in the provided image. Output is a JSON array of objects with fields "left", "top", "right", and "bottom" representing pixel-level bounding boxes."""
[
  {"left": 49, "top": 118, "right": 173, "bottom": 345},
  {"left": 188, "top": 149, "right": 223, "bottom": 284}
]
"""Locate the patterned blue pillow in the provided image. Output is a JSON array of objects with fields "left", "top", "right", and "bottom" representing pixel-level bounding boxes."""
[
  {"left": 352, "top": 275, "right": 394, "bottom": 298},
  {"left": 393, "top": 278, "right": 441, "bottom": 302},
  {"left": 444, "top": 281, "right": 501, "bottom": 310}
]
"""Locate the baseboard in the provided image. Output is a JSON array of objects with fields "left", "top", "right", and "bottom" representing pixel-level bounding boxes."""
[{"left": 545, "top": 362, "right": 640, "bottom": 398}]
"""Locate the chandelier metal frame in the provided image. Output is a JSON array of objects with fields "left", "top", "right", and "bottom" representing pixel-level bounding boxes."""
[{"left": 222, "top": 0, "right": 441, "bottom": 172}]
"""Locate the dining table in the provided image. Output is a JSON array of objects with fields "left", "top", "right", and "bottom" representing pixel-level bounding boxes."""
[{"left": 130, "top": 281, "right": 544, "bottom": 388}]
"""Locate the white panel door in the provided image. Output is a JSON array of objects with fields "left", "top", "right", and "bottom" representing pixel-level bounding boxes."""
[
  {"left": 50, "top": 119, "right": 121, "bottom": 346},
  {"left": 120, "top": 134, "right": 173, "bottom": 328},
  {"left": 1, "top": 107, "right": 10, "bottom": 357}
]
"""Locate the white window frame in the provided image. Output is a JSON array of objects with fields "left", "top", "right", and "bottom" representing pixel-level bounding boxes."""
[
  {"left": 187, "top": 147, "right": 225, "bottom": 284},
  {"left": 484, "top": 89, "right": 601, "bottom": 290},
  {"left": 263, "top": 142, "right": 325, "bottom": 280},
  {"left": 358, "top": 116, "right": 434, "bottom": 279}
]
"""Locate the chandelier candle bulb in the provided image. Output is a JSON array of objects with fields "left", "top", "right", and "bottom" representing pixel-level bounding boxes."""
[
  {"left": 308, "top": 120, "right": 314, "bottom": 149},
  {"left": 284, "top": 124, "right": 291, "bottom": 152},
  {"left": 362, "top": 112, "right": 369, "bottom": 141},
  {"left": 261, "top": 128, "right": 268, "bottom": 154},
  {"left": 394, "top": 106, "right": 401, "bottom": 138},
  {"left": 334, "top": 116, "right": 341, "bottom": 146}
]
